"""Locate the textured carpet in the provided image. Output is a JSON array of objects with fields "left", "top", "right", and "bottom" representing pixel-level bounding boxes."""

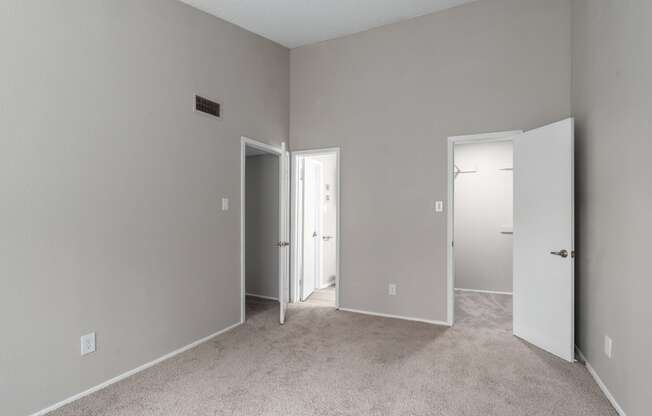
[{"left": 50, "top": 292, "right": 617, "bottom": 416}]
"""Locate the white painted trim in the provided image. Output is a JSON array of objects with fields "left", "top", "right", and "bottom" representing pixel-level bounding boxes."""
[
  {"left": 575, "top": 348, "right": 626, "bottom": 416},
  {"left": 448, "top": 131, "right": 520, "bottom": 143},
  {"left": 339, "top": 308, "right": 450, "bottom": 327},
  {"left": 455, "top": 288, "right": 513, "bottom": 296},
  {"left": 240, "top": 136, "right": 286, "bottom": 325},
  {"left": 242, "top": 136, "right": 284, "bottom": 156},
  {"left": 29, "top": 322, "right": 240, "bottom": 416},
  {"left": 291, "top": 148, "right": 341, "bottom": 309},
  {"left": 292, "top": 147, "right": 342, "bottom": 157},
  {"left": 245, "top": 293, "right": 279, "bottom": 301},
  {"left": 446, "top": 130, "right": 522, "bottom": 326}
]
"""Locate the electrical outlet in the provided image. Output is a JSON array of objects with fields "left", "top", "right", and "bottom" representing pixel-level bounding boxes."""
[
  {"left": 604, "top": 335, "right": 613, "bottom": 359},
  {"left": 388, "top": 284, "right": 397, "bottom": 296},
  {"left": 81, "top": 332, "right": 96, "bottom": 356}
]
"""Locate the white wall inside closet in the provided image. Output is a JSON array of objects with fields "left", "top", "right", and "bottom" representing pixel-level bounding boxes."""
[{"left": 454, "top": 141, "right": 513, "bottom": 294}]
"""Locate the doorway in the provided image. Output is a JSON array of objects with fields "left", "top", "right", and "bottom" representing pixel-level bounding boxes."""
[
  {"left": 453, "top": 138, "right": 515, "bottom": 297},
  {"left": 291, "top": 148, "right": 340, "bottom": 309},
  {"left": 450, "top": 134, "right": 517, "bottom": 346},
  {"left": 240, "top": 137, "right": 290, "bottom": 325},
  {"left": 447, "top": 119, "right": 575, "bottom": 362}
]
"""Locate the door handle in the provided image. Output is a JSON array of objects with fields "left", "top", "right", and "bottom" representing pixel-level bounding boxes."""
[
  {"left": 322, "top": 235, "right": 333, "bottom": 241},
  {"left": 550, "top": 249, "right": 569, "bottom": 258},
  {"left": 276, "top": 241, "right": 290, "bottom": 247},
  {"left": 313, "top": 232, "right": 318, "bottom": 238}
]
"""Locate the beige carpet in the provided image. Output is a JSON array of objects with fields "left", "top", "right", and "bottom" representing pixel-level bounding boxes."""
[{"left": 51, "top": 292, "right": 616, "bottom": 416}]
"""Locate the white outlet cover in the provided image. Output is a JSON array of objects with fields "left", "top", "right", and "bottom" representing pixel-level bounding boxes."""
[
  {"left": 435, "top": 201, "right": 444, "bottom": 213},
  {"left": 221, "top": 198, "right": 229, "bottom": 211},
  {"left": 81, "top": 332, "right": 96, "bottom": 356}
]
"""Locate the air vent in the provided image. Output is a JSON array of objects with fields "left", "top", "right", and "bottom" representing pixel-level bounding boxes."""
[{"left": 194, "top": 95, "right": 221, "bottom": 118}]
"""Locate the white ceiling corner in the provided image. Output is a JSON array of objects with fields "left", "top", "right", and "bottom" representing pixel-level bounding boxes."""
[{"left": 178, "top": 0, "right": 479, "bottom": 48}]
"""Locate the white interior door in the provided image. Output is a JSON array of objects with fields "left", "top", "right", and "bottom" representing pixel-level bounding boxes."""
[
  {"left": 279, "top": 149, "right": 290, "bottom": 324},
  {"left": 301, "top": 158, "right": 322, "bottom": 301},
  {"left": 513, "top": 118, "right": 575, "bottom": 362}
]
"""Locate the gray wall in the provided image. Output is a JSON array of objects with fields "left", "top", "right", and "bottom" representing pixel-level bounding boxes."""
[
  {"left": 245, "top": 155, "right": 279, "bottom": 299},
  {"left": 454, "top": 141, "right": 513, "bottom": 293},
  {"left": 571, "top": 1, "right": 652, "bottom": 414},
  {"left": 0, "top": 1, "right": 288, "bottom": 415},
  {"left": 290, "top": 0, "right": 571, "bottom": 322}
]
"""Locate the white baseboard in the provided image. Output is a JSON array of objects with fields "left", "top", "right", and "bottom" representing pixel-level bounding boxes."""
[
  {"left": 245, "top": 293, "right": 279, "bottom": 301},
  {"left": 339, "top": 307, "right": 450, "bottom": 327},
  {"left": 455, "top": 288, "right": 513, "bottom": 296},
  {"left": 575, "top": 347, "right": 626, "bottom": 416},
  {"left": 30, "top": 321, "right": 241, "bottom": 416}
]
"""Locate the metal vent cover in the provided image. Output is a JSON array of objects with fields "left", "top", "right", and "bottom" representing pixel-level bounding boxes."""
[{"left": 194, "top": 95, "right": 221, "bottom": 118}]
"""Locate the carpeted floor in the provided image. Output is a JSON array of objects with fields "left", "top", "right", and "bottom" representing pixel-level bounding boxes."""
[{"left": 51, "top": 292, "right": 617, "bottom": 416}]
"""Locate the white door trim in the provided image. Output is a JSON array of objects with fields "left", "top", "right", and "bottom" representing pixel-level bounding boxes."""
[
  {"left": 446, "top": 130, "right": 522, "bottom": 326},
  {"left": 240, "top": 136, "right": 286, "bottom": 324},
  {"left": 291, "top": 147, "right": 341, "bottom": 309}
]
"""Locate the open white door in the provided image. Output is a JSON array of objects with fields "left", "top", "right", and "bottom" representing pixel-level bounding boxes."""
[
  {"left": 279, "top": 149, "right": 290, "bottom": 325},
  {"left": 301, "top": 158, "right": 323, "bottom": 301},
  {"left": 513, "top": 118, "right": 575, "bottom": 362}
]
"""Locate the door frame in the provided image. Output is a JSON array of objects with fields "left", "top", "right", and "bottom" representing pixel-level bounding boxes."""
[
  {"left": 291, "top": 148, "right": 341, "bottom": 309},
  {"left": 446, "top": 130, "right": 522, "bottom": 326},
  {"left": 240, "top": 136, "right": 287, "bottom": 324}
]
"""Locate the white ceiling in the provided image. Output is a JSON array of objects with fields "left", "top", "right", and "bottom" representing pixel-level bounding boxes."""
[{"left": 179, "top": 0, "right": 478, "bottom": 48}]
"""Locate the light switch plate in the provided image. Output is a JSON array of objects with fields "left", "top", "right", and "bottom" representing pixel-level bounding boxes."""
[
  {"left": 221, "top": 198, "right": 229, "bottom": 211},
  {"left": 435, "top": 201, "right": 444, "bottom": 213},
  {"left": 604, "top": 335, "right": 613, "bottom": 359},
  {"left": 388, "top": 284, "right": 397, "bottom": 296},
  {"left": 81, "top": 332, "right": 96, "bottom": 356}
]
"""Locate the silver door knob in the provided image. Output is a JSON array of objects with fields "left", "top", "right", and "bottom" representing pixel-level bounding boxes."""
[{"left": 550, "top": 249, "right": 569, "bottom": 258}]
